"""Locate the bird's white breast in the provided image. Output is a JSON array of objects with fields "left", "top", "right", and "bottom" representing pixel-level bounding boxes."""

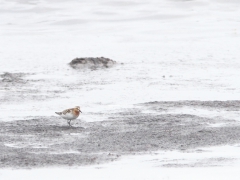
[{"left": 61, "top": 113, "right": 77, "bottom": 120}]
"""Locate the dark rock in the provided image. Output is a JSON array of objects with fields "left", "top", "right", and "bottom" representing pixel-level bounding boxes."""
[{"left": 69, "top": 57, "right": 116, "bottom": 69}]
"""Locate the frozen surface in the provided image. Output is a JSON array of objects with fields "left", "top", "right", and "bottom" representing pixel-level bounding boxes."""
[{"left": 1, "top": 0, "right": 240, "bottom": 179}]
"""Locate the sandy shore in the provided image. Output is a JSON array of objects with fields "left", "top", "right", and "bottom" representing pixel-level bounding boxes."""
[{"left": 1, "top": 100, "right": 240, "bottom": 168}]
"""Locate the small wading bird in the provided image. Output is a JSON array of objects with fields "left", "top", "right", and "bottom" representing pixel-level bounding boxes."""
[{"left": 55, "top": 106, "right": 82, "bottom": 127}]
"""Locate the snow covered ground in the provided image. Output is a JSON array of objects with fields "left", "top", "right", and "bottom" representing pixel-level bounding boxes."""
[{"left": 1, "top": 0, "right": 240, "bottom": 179}]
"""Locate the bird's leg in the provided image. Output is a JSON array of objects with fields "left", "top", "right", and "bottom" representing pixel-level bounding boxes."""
[{"left": 68, "top": 120, "right": 72, "bottom": 127}]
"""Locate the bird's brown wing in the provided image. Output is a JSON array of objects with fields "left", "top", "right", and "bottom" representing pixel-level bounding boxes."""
[{"left": 62, "top": 108, "right": 74, "bottom": 115}]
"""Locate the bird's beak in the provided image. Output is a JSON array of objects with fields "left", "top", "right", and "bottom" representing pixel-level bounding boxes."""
[{"left": 80, "top": 110, "right": 82, "bottom": 113}]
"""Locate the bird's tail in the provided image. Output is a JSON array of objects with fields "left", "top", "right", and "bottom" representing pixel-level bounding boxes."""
[{"left": 55, "top": 112, "right": 62, "bottom": 115}]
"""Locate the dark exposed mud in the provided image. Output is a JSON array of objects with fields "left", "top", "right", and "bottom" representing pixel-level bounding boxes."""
[
  {"left": 0, "top": 72, "right": 64, "bottom": 102},
  {"left": 1, "top": 100, "right": 240, "bottom": 168},
  {"left": 143, "top": 100, "right": 240, "bottom": 111},
  {"left": 1, "top": 72, "right": 26, "bottom": 83}
]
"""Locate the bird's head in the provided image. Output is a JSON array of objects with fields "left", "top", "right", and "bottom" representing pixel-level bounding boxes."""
[{"left": 75, "top": 106, "right": 82, "bottom": 113}]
